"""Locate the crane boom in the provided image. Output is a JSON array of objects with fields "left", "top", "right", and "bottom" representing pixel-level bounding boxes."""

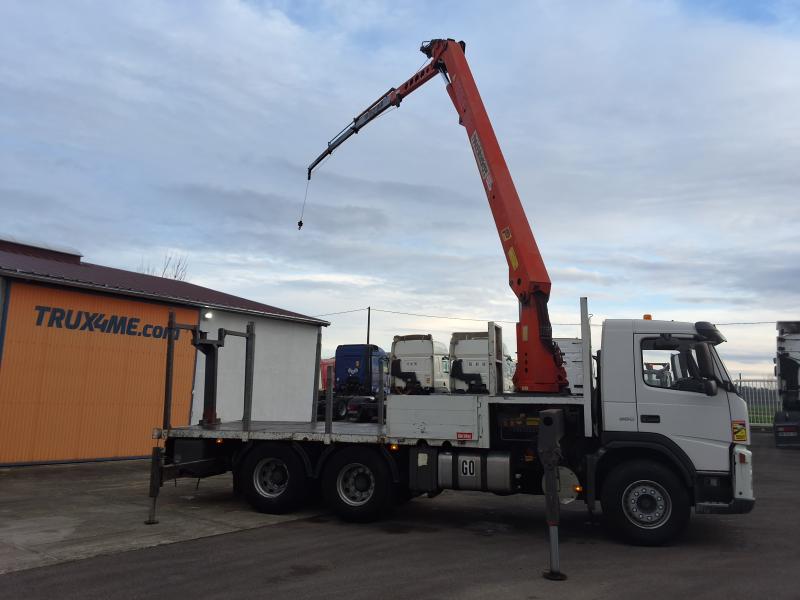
[{"left": 308, "top": 39, "right": 567, "bottom": 393}]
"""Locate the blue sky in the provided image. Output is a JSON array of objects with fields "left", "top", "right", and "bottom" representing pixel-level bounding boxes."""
[{"left": 2, "top": 0, "right": 799, "bottom": 375}]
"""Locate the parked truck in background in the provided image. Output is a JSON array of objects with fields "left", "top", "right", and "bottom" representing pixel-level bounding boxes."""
[
  {"left": 316, "top": 344, "right": 388, "bottom": 421},
  {"left": 390, "top": 334, "right": 450, "bottom": 394},
  {"left": 449, "top": 330, "right": 514, "bottom": 393},
  {"left": 775, "top": 321, "right": 800, "bottom": 447},
  {"left": 555, "top": 338, "right": 586, "bottom": 395},
  {"left": 319, "top": 357, "right": 335, "bottom": 392}
]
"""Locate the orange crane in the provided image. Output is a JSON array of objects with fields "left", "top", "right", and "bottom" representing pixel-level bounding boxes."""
[{"left": 308, "top": 39, "right": 567, "bottom": 393}]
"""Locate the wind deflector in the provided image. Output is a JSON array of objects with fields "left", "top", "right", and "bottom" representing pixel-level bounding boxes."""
[{"left": 695, "top": 321, "right": 726, "bottom": 344}]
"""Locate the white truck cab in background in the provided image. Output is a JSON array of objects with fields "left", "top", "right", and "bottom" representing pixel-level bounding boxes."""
[
  {"left": 450, "top": 330, "right": 515, "bottom": 394},
  {"left": 390, "top": 334, "right": 450, "bottom": 393}
]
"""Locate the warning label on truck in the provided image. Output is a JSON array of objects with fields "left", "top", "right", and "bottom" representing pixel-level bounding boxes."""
[
  {"left": 732, "top": 420, "right": 748, "bottom": 442},
  {"left": 469, "top": 131, "right": 493, "bottom": 191}
]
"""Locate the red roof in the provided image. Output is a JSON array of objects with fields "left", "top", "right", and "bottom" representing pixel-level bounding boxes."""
[{"left": 0, "top": 242, "right": 327, "bottom": 326}]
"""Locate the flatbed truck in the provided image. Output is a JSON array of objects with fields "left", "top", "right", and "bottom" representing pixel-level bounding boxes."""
[{"left": 150, "top": 300, "right": 754, "bottom": 546}]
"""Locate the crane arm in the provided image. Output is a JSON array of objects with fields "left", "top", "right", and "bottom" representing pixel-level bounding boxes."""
[
  {"left": 307, "top": 39, "right": 566, "bottom": 393},
  {"left": 308, "top": 58, "right": 443, "bottom": 180}
]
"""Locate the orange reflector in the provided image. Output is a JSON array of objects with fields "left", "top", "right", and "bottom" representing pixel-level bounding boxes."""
[
  {"left": 643, "top": 314, "right": 652, "bottom": 320},
  {"left": 573, "top": 485, "right": 583, "bottom": 494},
  {"left": 389, "top": 443, "right": 399, "bottom": 451},
  {"left": 215, "top": 438, "right": 224, "bottom": 445}
]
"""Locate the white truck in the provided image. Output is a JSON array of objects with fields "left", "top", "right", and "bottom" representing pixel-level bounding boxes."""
[
  {"left": 390, "top": 334, "right": 450, "bottom": 394},
  {"left": 150, "top": 299, "right": 755, "bottom": 546},
  {"left": 449, "top": 330, "right": 515, "bottom": 393}
]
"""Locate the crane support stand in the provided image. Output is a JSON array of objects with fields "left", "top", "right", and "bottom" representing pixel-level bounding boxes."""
[
  {"left": 538, "top": 409, "right": 567, "bottom": 581},
  {"left": 145, "top": 446, "right": 164, "bottom": 525}
]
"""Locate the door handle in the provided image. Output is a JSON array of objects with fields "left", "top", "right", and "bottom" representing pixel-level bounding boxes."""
[{"left": 640, "top": 414, "right": 661, "bottom": 424}]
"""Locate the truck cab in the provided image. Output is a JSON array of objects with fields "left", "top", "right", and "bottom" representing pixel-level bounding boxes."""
[
  {"left": 334, "top": 344, "right": 388, "bottom": 396},
  {"left": 317, "top": 344, "right": 388, "bottom": 421},
  {"left": 775, "top": 321, "right": 800, "bottom": 446},
  {"left": 449, "top": 331, "right": 515, "bottom": 394},
  {"left": 390, "top": 334, "right": 450, "bottom": 394},
  {"left": 601, "top": 319, "right": 750, "bottom": 469},
  {"left": 586, "top": 318, "right": 755, "bottom": 540}
]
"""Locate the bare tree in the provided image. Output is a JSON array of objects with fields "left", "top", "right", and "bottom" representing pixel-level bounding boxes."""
[{"left": 137, "top": 253, "right": 189, "bottom": 281}]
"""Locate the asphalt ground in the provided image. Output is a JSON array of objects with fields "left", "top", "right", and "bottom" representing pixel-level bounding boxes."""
[
  {"left": 0, "top": 432, "right": 798, "bottom": 600},
  {"left": 0, "top": 457, "right": 317, "bottom": 574}
]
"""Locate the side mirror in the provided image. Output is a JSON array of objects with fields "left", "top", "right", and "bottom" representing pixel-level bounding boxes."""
[{"left": 704, "top": 378, "right": 718, "bottom": 396}]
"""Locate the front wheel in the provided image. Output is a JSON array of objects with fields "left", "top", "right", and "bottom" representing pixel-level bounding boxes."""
[{"left": 600, "top": 460, "right": 690, "bottom": 546}]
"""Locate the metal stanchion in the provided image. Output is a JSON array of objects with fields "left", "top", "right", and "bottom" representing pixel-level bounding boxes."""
[
  {"left": 325, "top": 364, "right": 334, "bottom": 434},
  {"left": 538, "top": 409, "right": 567, "bottom": 581},
  {"left": 145, "top": 446, "right": 163, "bottom": 525},
  {"left": 377, "top": 362, "right": 386, "bottom": 432}
]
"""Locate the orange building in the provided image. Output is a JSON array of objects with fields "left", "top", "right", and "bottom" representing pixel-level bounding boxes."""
[{"left": 0, "top": 238, "right": 325, "bottom": 465}]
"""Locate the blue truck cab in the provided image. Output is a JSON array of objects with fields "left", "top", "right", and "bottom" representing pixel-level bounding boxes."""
[{"left": 334, "top": 344, "right": 388, "bottom": 396}]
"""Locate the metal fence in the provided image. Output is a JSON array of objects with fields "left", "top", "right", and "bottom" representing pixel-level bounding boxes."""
[{"left": 736, "top": 378, "right": 780, "bottom": 427}]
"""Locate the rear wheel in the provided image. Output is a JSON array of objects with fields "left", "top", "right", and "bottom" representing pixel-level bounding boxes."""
[
  {"left": 241, "top": 444, "right": 309, "bottom": 514},
  {"left": 322, "top": 447, "right": 393, "bottom": 522},
  {"left": 601, "top": 460, "right": 690, "bottom": 546}
]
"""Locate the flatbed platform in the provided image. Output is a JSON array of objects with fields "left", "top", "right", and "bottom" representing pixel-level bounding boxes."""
[
  {"left": 163, "top": 390, "right": 591, "bottom": 448},
  {"left": 165, "top": 420, "right": 385, "bottom": 444}
]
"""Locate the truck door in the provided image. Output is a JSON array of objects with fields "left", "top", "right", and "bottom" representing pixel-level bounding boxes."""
[{"left": 634, "top": 335, "right": 731, "bottom": 472}]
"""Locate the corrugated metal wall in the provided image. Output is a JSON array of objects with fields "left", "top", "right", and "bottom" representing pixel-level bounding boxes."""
[{"left": 0, "top": 280, "right": 198, "bottom": 464}]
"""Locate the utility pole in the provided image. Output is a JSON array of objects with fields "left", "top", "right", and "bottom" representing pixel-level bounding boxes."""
[{"left": 366, "top": 306, "right": 372, "bottom": 395}]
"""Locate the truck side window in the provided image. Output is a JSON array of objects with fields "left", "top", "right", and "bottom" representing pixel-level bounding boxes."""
[
  {"left": 441, "top": 356, "right": 450, "bottom": 374},
  {"left": 641, "top": 338, "right": 706, "bottom": 393}
]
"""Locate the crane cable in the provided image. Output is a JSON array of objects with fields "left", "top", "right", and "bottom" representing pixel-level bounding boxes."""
[
  {"left": 298, "top": 105, "right": 399, "bottom": 231},
  {"left": 297, "top": 179, "right": 310, "bottom": 230}
]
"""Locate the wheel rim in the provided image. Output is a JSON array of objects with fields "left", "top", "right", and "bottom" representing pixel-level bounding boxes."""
[
  {"left": 336, "top": 462, "right": 375, "bottom": 507},
  {"left": 621, "top": 479, "right": 672, "bottom": 529},
  {"left": 253, "top": 457, "right": 290, "bottom": 498}
]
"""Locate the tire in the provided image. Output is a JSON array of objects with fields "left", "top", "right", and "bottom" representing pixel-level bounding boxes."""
[
  {"left": 240, "top": 444, "right": 309, "bottom": 514},
  {"left": 600, "top": 460, "right": 690, "bottom": 546},
  {"left": 322, "top": 446, "right": 394, "bottom": 522}
]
